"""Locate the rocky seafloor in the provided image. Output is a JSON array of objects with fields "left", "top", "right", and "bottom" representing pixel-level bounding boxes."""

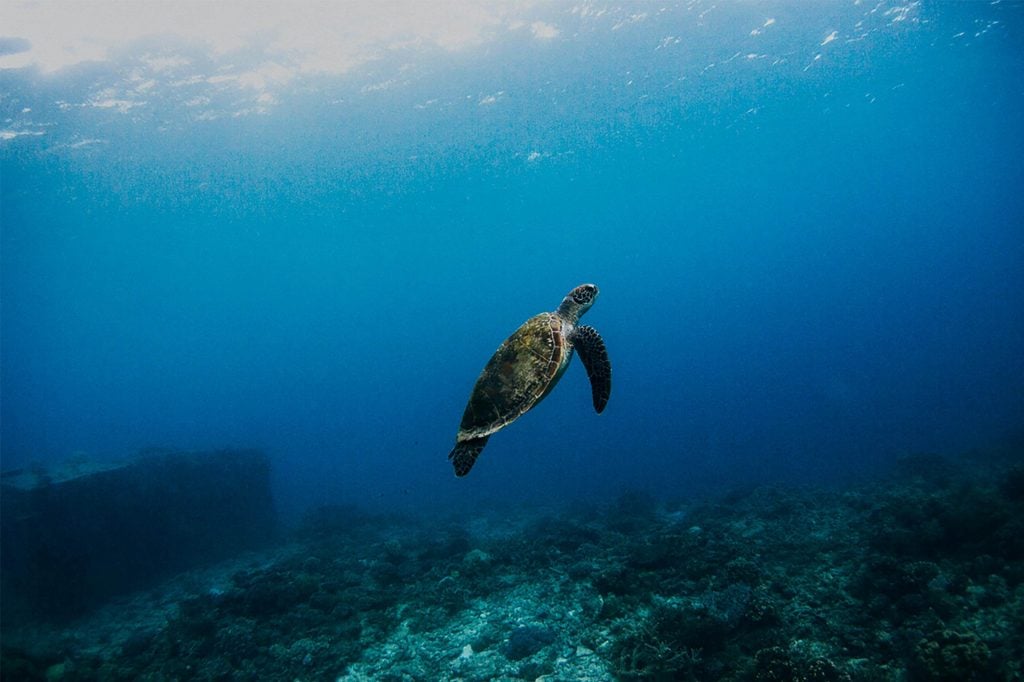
[{"left": 2, "top": 446, "right": 1023, "bottom": 681}]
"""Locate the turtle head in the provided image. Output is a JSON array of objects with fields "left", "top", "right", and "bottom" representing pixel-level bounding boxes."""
[{"left": 557, "top": 283, "right": 599, "bottom": 323}]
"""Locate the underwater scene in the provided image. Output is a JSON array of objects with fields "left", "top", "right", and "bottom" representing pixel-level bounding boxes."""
[{"left": 1, "top": 1, "right": 1022, "bottom": 680}]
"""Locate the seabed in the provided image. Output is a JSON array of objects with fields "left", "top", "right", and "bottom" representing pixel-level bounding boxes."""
[{"left": 2, "top": 445, "right": 1022, "bottom": 681}]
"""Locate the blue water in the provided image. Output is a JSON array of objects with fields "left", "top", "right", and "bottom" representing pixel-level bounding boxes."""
[{"left": 2, "top": 1, "right": 1022, "bottom": 521}]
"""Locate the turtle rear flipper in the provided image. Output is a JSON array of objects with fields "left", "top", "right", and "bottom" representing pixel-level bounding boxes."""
[
  {"left": 449, "top": 437, "right": 489, "bottom": 477},
  {"left": 572, "top": 325, "right": 611, "bottom": 413}
]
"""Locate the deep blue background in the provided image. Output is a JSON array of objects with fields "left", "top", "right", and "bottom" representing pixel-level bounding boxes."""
[{"left": 2, "top": 2, "right": 1022, "bottom": 520}]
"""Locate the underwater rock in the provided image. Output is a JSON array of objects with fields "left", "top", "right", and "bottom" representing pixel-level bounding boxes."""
[
  {"left": 753, "top": 646, "right": 851, "bottom": 682},
  {"left": 911, "top": 629, "right": 994, "bottom": 682},
  {"left": 503, "top": 624, "right": 556, "bottom": 660},
  {"left": 1, "top": 449, "right": 277, "bottom": 623},
  {"left": 461, "top": 548, "right": 494, "bottom": 577}
]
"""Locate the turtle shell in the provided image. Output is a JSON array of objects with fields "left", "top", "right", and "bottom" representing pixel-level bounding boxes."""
[{"left": 457, "top": 312, "right": 570, "bottom": 441}]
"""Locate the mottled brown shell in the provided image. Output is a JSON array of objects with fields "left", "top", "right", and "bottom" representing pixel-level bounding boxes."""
[{"left": 456, "top": 313, "right": 570, "bottom": 441}]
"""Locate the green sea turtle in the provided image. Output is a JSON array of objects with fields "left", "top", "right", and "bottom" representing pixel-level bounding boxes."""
[{"left": 448, "top": 283, "right": 612, "bottom": 477}]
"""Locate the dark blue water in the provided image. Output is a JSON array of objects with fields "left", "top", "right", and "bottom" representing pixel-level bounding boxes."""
[{"left": 2, "top": 1, "right": 1022, "bottom": 521}]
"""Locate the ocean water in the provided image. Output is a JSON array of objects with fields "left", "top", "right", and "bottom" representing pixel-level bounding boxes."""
[{"left": 2, "top": 0, "right": 1022, "bottom": 524}]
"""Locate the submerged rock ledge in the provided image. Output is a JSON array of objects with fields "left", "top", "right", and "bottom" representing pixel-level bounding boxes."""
[{"left": 1, "top": 449, "right": 277, "bottom": 623}]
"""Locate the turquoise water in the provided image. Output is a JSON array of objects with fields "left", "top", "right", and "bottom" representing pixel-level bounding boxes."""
[{"left": 2, "top": 1, "right": 1022, "bottom": 518}]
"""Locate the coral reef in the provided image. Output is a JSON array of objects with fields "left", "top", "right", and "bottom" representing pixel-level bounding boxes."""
[{"left": 1, "top": 447, "right": 1021, "bottom": 680}]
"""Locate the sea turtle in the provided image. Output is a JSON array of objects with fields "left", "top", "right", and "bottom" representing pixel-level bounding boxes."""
[{"left": 448, "top": 283, "right": 612, "bottom": 477}]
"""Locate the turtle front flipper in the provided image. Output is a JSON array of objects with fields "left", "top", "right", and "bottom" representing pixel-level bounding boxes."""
[
  {"left": 449, "top": 436, "right": 489, "bottom": 477},
  {"left": 571, "top": 325, "right": 611, "bottom": 413}
]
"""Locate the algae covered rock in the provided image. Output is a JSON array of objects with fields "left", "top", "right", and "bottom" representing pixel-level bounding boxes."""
[
  {"left": 503, "top": 624, "right": 556, "bottom": 660},
  {"left": 753, "top": 646, "right": 851, "bottom": 682},
  {"left": 911, "top": 629, "right": 994, "bottom": 682}
]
